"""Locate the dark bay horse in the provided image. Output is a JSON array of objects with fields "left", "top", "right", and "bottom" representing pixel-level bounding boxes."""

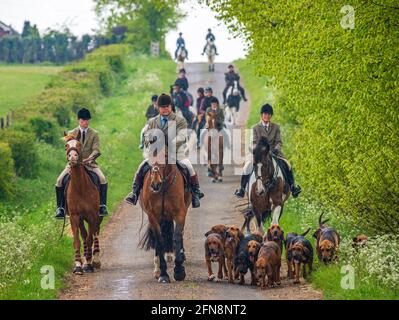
[
  {"left": 206, "top": 110, "right": 224, "bottom": 182},
  {"left": 64, "top": 132, "right": 102, "bottom": 274},
  {"left": 245, "top": 137, "right": 290, "bottom": 234},
  {"left": 139, "top": 147, "right": 191, "bottom": 283}
]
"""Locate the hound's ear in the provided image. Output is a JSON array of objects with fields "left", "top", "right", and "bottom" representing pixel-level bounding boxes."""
[
  {"left": 204, "top": 241, "right": 210, "bottom": 257},
  {"left": 280, "top": 230, "right": 285, "bottom": 241},
  {"left": 204, "top": 230, "right": 212, "bottom": 237}
]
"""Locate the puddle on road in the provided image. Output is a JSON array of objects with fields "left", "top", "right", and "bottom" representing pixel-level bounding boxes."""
[{"left": 110, "top": 275, "right": 136, "bottom": 299}]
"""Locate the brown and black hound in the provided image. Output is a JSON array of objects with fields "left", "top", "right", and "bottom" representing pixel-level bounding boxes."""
[
  {"left": 224, "top": 225, "right": 244, "bottom": 283},
  {"left": 205, "top": 224, "right": 228, "bottom": 278},
  {"left": 313, "top": 213, "right": 340, "bottom": 263},
  {"left": 255, "top": 241, "right": 282, "bottom": 289},
  {"left": 353, "top": 234, "right": 368, "bottom": 249},
  {"left": 264, "top": 223, "right": 285, "bottom": 253},
  {"left": 204, "top": 233, "right": 225, "bottom": 281}
]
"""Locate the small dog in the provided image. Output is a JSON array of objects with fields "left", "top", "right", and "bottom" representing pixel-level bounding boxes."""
[
  {"left": 255, "top": 241, "right": 281, "bottom": 289},
  {"left": 204, "top": 233, "right": 225, "bottom": 281},
  {"left": 264, "top": 223, "right": 285, "bottom": 253},
  {"left": 313, "top": 213, "right": 340, "bottom": 263},
  {"left": 286, "top": 228, "right": 313, "bottom": 284},
  {"left": 234, "top": 232, "right": 262, "bottom": 285},
  {"left": 353, "top": 234, "right": 368, "bottom": 249},
  {"left": 224, "top": 225, "right": 244, "bottom": 283}
]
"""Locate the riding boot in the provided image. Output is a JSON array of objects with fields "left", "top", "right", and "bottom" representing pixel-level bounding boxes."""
[
  {"left": 99, "top": 183, "right": 109, "bottom": 217},
  {"left": 234, "top": 174, "right": 250, "bottom": 198},
  {"left": 125, "top": 162, "right": 150, "bottom": 205},
  {"left": 190, "top": 175, "right": 204, "bottom": 208},
  {"left": 55, "top": 186, "right": 66, "bottom": 219},
  {"left": 286, "top": 169, "right": 302, "bottom": 198}
]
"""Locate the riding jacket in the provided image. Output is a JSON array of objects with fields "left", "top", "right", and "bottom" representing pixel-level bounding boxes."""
[
  {"left": 69, "top": 127, "right": 101, "bottom": 167},
  {"left": 251, "top": 121, "right": 282, "bottom": 155},
  {"left": 175, "top": 77, "right": 189, "bottom": 91},
  {"left": 206, "top": 32, "right": 216, "bottom": 42},
  {"left": 225, "top": 71, "right": 241, "bottom": 87}
]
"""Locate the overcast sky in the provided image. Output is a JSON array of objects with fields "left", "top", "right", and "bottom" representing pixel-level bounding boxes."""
[{"left": 0, "top": 0, "right": 247, "bottom": 62}]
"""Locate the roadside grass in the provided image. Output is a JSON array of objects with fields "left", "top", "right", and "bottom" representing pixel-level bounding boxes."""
[
  {"left": 0, "top": 65, "right": 62, "bottom": 115},
  {"left": 236, "top": 59, "right": 399, "bottom": 300},
  {"left": 0, "top": 55, "right": 176, "bottom": 299}
]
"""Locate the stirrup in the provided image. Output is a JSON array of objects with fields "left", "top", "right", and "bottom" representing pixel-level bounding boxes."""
[
  {"left": 125, "top": 192, "right": 138, "bottom": 205},
  {"left": 99, "top": 205, "right": 108, "bottom": 217},
  {"left": 55, "top": 207, "right": 65, "bottom": 219}
]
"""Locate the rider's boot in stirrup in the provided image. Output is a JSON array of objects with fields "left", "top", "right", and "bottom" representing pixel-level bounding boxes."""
[
  {"left": 190, "top": 175, "right": 204, "bottom": 208},
  {"left": 234, "top": 174, "right": 250, "bottom": 198},
  {"left": 55, "top": 186, "right": 66, "bottom": 219},
  {"left": 286, "top": 169, "right": 301, "bottom": 198},
  {"left": 125, "top": 163, "right": 149, "bottom": 205},
  {"left": 99, "top": 183, "right": 109, "bottom": 217}
]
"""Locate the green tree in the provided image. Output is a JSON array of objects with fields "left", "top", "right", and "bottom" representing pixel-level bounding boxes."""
[{"left": 94, "top": 0, "right": 184, "bottom": 54}]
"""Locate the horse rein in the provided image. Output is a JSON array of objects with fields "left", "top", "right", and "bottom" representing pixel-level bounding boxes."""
[{"left": 255, "top": 154, "right": 279, "bottom": 192}]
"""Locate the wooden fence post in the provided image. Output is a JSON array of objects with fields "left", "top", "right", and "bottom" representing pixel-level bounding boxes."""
[{"left": 0, "top": 117, "right": 4, "bottom": 129}]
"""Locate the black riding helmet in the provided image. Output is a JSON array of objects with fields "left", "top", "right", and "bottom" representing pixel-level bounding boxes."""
[
  {"left": 77, "top": 108, "right": 91, "bottom": 120},
  {"left": 210, "top": 97, "right": 219, "bottom": 104},
  {"left": 260, "top": 103, "right": 273, "bottom": 116},
  {"left": 151, "top": 95, "right": 158, "bottom": 102},
  {"left": 205, "top": 86, "right": 213, "bottom": 93},
  {"left": 197, "top": 87, "right": 205, "bottom": 94}
]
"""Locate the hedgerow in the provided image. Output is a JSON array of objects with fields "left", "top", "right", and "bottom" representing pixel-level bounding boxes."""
[{"left": 208, "top": 0, "right": 399, "bottom": 233}]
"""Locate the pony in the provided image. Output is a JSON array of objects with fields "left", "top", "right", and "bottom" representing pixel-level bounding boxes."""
[
  {"left": 64, "top": 131, "right": 102, "bottom": 274},
  {"left": 205, "top": 110, "right": 224, "bottom": 182},
  {"left": 243, "top": 137, "right": 290, "bottom": 234},
  {"left": 139, "top": 145, "right": 191, "bottom": 283},
  {"left": 224, "top": 80, "right": 240, "bottom": 126},
  {"left": 176, "top": 46, "right": 187, "bottom": 71},
  {"left": 204, "top": 40, "right": 216, "bottom": 72}
]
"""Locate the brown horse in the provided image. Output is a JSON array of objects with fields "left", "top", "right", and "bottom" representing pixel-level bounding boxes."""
[
  {"left": 64, "top": 132, "right": 102, "bottom": 274},
  {"left": 245, "top": 137, "right": 290, "bottom": 234},
  {"left": 139, "top": 147, "right": 191, "bottom": 283},
  {"left": 206, "top": 110, "right": 224, "bottom": 182}
]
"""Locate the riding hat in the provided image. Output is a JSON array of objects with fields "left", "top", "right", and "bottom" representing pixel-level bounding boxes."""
[
  {"left": 157, "top": 94, "right": 172, "bottom": 107},
  {"left": 205, "top": 86, "right": 213, "bottom": 93},
  {"left": 260, "top": 103, "right": 274, "bottom": 115},
  {"left": 197, "top": 87, "right": 205, "bottom": 94},
  {"left": 179, "top": 68, "right": 186, "bottom": 74},
  {"left": 77, "top": 108, "right": 91, "bottom": 120},
  {"left": 228, "top": 64, "right": 234, "bottom": 69},
  {"left": 151, "top": 95, "right": 158, "bottom": 102}
]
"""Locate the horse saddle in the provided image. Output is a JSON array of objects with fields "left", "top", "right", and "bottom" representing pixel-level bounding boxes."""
[
  {"left": 176, "top": 162, "right": 191, "bottom": 192},
  {"left": 62, "top": 168, "right": 101, "bottom": 192},
  {"left": 271, "top": 155, "right": 290, "bottom": 185}
]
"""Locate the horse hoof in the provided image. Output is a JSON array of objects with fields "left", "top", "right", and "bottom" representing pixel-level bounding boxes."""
[
  {"left": 208, "top": 274, "right": 216, "bottom": 281},
  {"left": 92, "top": 261, "right": 101, "bottom": 269},
  {"left": 212, "top": 179, "right": 217, "bottom": 183},
  {"left": 83, "top": 264, "right": 94, "bottom": 273},
  {"left": 158, "top": 275, "right": 171, "bottom": 284},
  {"left": 218, "top": 179, "right": 223, "bottom": 183},
  {"left": 174, "top": 270, "right": 186, "bottom": 282},
  {"left": 73, "top": 266, "right": 83, "bottom": 275}
]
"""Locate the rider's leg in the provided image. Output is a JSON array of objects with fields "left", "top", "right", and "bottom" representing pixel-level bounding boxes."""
[
  {"left": 275, "top": 157, "right": 301, "bottom": 198},
  {"left": 54, "top": 166, "right": 69, "bottom": 219},
  {"left": 125, "top": 159, "right": 150, "bottom": 205},
  {"left": 212, "top": 45, "right": 219, "bottom": 55},
  {"left": 175, "top": 48, "right": 179, "bottom": 59},
  {"left": 90, "top": 167, "right": 108, "bottom": 217},
  {"left": 178, "top": 158, "right": 204, "bottom": 208},
  {"left": 234, "top": 154, "right": 253, "bottom": 198},
  {"left": 239, "top": 86, "right": 248, "bottom": 101}
]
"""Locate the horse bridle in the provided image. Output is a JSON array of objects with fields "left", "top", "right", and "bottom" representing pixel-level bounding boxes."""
[
  {"left": 150, "top": 164, "right": 176, "bottom": 194},
  {"left": 254, "top": 154, "right": 279, "bottom": 192},
  {"left": 66, "top": 139, "right": 81, "bottom": 163}
]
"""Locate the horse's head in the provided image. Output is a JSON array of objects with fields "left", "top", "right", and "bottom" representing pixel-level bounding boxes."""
[
  {"left": 206, "top": 110, "right": 217, "bottom": 129},
  {"left": 150, "top": 163, "right": 164, "bottom": 193},
  {"left": 64, "top": 131, "right": 81, "bottom": 167},
  {"left": 253, "top": 137, "right": 273, "bottom": 195}
]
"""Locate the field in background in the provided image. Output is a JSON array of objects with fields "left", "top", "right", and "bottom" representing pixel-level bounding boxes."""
[
  {"left": 236, "top": 59, "right": 398, "bottom": 300},
  {"left": 0, "top": 65, "right": 61, "bottom": 115}
]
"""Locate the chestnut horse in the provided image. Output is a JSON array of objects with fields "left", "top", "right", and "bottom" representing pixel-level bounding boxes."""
[
  {"left": 64, "top": 132, "right": 102, "bottom": 274},
  {"left": 139, "top": 147, "right": 191, "bottom": 283},
  {"left": 206, "top": 110, "right": 224, "bottom": 182},
  {"left": 244, "top": 137, "right": 290, "bottom": 234}
]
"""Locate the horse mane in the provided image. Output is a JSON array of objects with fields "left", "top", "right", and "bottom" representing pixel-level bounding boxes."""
[
  {"left": 253, "top": 136, "right": 270, "bottom": 163},
  {"left": 64, "top": 133, "right": 77, "bottom": 142}
]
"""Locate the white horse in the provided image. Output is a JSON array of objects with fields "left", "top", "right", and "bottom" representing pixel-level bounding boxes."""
[
  {"left": 224, "top": 80, "right": 240, "bottom": 126},
  {"left": 204, "top": 40, "right": 216, "bottom": 72},
  {"left": 176, "top": 47, "right": 187, "bottom": 71}
]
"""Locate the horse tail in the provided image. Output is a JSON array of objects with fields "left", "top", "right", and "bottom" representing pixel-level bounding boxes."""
[{"left": 139, "top": 219, "right": 174, "bottom": 253}]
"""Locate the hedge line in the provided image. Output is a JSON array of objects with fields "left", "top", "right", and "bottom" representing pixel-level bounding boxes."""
[
  {"left": 0, "top": 44, "right": 131, "bottom": 198},
  {"left": 208, "top": 0, "right": 399, "bottom": 234}
]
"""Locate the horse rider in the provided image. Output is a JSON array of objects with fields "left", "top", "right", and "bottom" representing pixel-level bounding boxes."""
[
  {"left": 175, "top": 32, "right": 186, "bottom": 59},
  {"left": 125, "top": 94, "right": 204, "bottom": 208},
  {"left": 55, "top": 108, "right": 108, "bottom": 219},
  {"left": 139, "top": 95, "right": 159, "bottom": 149},
  {"left": 234, "top": 104, "right": 302, "bottom": 198},
  {"left": 205, "top": 97, "right": 225, "bottom": 131},
  {"left": 222, "top": 64, "right": 247, "bottom": 105},
  {"left": 202, "top": 28, "right": 219, "bottom": 56},
  {"left": 175, "top": 68, "right": 189, "bottom": 92},
  {"left": 171, "top": 83, "right": 194, "bottom": 126}
]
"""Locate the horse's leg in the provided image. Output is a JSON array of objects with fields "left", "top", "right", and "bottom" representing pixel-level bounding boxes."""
[
  {"left": 173, "top": 214, "right": 186, "bottom": 281},
  {"left": 83, "top": 219, "right": 95, "bottom": 273},
  {"left": 150, "top": 221, "right": 169, "bottom": 283},
  {"left": 92, "top": 219, "right": 101, "bottom": 269},
  {"left": 70, "top": 214, "right": 83, "bottom": 275},
  {"left": 255, "top": 210, "right": 265, "bottom": 235},
  {"left": 218, "top": 136, "right": 223, "bottom": 182},
  {"left": 153, "top": 254, "right": 161, "bottom": 279},
  {"left": 78, "top": 219, "right": 88, "bottom": 263},
  {"left": 271, "top": 202, "right": 283, "bottom": 225}
]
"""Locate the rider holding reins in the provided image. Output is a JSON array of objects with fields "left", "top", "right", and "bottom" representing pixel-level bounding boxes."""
[
  {"left": 125, "top": 94, "right": 204, "bottom": 208},
  {"left": 175, "top": 32, "right": 188, "bottom": 60},
  {"left": 202, "top": 28, "right": 219, "bottom": 56},
  {"left": 222, "top": 64, "right": 247, "bottom": 105},
  {"left": 54, "top": 108, "right": 109, "bottom": 219},
  {"left": 234, "top": 104, "right": 301, "bottom": 198}
]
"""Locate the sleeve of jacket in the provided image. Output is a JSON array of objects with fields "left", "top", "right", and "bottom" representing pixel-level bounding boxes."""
[
  {"left": 89, "top": 130, "right": 101, "bottom": 159},
  {"left": 274, "top": 124, "right": 282, "bottom": 150},
  {"left": 172, "top": 117, "right": 188, "bottom": 151},
  {"left": 252, "top": 125, "right": 258, "bottom": 150}
]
